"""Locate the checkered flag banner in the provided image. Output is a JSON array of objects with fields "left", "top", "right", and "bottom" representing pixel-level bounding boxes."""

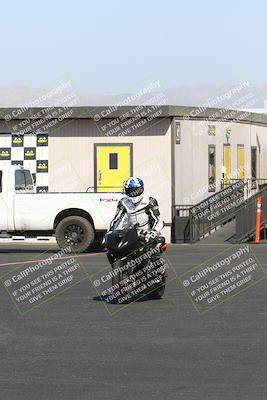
[{"left": 0, "top": 133, "right": 49, "bottom": 193}]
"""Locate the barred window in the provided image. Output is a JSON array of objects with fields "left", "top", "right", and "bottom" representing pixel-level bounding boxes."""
[{"left": 208, "top": 145, "right": 216, "bottom": 192}]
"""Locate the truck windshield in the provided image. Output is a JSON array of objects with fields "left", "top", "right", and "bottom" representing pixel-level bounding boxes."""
[{"left": 15, "top": 170, "right": 34, "bottom": 191}]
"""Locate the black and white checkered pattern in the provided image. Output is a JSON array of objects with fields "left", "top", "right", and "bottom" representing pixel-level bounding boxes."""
[{"left": 0, "top": 133, "right": 49, "bottom": 192}]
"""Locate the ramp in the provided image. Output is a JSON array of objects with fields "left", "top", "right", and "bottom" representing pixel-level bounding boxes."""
[
  {"left": 200, "top": 220, "right": 236, "bottom": 244},
  {"left": 173, "top": 181, "right": 246, "bottom": 243}
]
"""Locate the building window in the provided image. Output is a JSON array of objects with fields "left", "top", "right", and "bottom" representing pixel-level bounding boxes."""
[
  {"left": 208, "top": 125, "right": 216, "bottom": 136},
  {"left": 175, "top": 121, "right": 181, "bottom": 144},
  {"left": 251, "top": 147, "right": 257, "bottom": 180},
  {"left": 109, "top": 153, "right": 118, "bottom": 170},
  {"left": 237, "top": 145, "right": 245, "bottom": 180},
  {"left": 208, "top": 145, "right": 216, "bottom": 192}
]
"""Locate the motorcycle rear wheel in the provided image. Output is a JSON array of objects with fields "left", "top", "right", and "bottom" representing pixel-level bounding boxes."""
[{"left": 146, "top": 280, "right": 165, "bottom": 300}]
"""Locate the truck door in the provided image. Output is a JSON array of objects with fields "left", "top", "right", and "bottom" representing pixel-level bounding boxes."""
[
  {"left": 13, "top": 169, "right": 34, "bottom": 231},
  {"left": 95, "top": 144, "right": 132, "bottom": 192}
]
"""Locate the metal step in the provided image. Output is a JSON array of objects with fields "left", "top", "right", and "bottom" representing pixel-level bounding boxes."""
[{"left": 0, "top": 233, "right": 56, "bottom": 242}]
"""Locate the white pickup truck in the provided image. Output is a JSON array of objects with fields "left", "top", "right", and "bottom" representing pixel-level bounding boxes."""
[{"left": 0, "top": 166, "right": 122, "bottom": 252}]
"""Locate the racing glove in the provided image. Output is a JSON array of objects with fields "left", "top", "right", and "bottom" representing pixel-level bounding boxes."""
[{"left": 141, "top": 230, "right": 158, "bottom": 243}]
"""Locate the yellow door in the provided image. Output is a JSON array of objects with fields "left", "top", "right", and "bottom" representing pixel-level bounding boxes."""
[
  {"left": 223, "top": 145, "right": 231, "bottom": 187},
  {"left": 238, "top": 145, "right": 245, "bottom": 180},
  {"left": 96, "top": 145, "right": 131, "bottom": 192}
]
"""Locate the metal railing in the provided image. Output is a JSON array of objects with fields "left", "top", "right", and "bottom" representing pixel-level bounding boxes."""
[
  {"left": 246, "top": 178, "right": 267, "bottom": 198},
  {"left": 174, "top": 205, "right": 193, "bottom": 217},
  {"left": 172, "top": 205, "right": 193, "bottom": 243},
  {"left": 173, "top": 179, "right": 267, "bottom": 243},
  {"left": 220, "top": 178, "right": 267, "bottom": 199},
  {"left": 173, "top": 181, "right": 246, "bottom": 243}
]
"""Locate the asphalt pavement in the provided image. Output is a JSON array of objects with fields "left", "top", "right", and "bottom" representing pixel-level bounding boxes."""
[{"left": 0, "top": 241, "right": 266, "bottom": 400}]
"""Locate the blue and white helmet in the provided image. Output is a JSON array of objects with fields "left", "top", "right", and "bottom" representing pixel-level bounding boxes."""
[{"left": 124, "top": 177, "right": 144, "bottom": 203}]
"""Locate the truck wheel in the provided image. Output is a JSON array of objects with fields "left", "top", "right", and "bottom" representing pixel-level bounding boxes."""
[{"left": 55, "top": 216, "right": 95, "bottom": 253}]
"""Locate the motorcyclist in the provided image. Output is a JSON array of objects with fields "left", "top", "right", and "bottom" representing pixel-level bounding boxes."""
[{"left": 107, "top": 177, "right": 165, "bottom": 270}]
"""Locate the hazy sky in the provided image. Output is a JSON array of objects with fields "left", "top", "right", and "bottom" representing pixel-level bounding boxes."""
[{"left": 1, "top": 0, "right": 266, "bottom": 95}]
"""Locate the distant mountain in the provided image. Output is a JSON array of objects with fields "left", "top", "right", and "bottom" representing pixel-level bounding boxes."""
[{"left": 0, "top": 83, "right": 266, "bottom": 109}]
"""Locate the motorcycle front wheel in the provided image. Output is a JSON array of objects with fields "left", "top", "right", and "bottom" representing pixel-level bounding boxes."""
[{"left": 111, "top": 260, "right": 131, "bottom": 304}]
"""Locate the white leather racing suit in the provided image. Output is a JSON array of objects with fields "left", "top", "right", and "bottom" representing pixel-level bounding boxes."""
[
  {"left": 107, "top": 195, "right": 164, "bottom": 271},
  {"left": 109, "top": 194, "right": 164, "bottom": 233}
]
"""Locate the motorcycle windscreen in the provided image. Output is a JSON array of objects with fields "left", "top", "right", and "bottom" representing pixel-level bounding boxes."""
[
  {"left": 112, "top": 216, "right": 129, "bottom": 231},
  {"left": 106, "top": 225, "right": 140, "bottom": 257}
]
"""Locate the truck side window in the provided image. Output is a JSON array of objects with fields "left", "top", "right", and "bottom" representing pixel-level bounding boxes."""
[
  {"left": 25, "top": 170, "right": 33, "bottom": 188},
  {"left": 0, "top": 171, "right": 2, "bottom": 193},
  {"left": 15, "top": 170, "right": 33, "bottom": 191}
]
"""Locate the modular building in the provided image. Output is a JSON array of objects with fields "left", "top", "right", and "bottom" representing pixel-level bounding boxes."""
[{"left": 0, "top": 105, "right": 267, "bottom": 241}]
